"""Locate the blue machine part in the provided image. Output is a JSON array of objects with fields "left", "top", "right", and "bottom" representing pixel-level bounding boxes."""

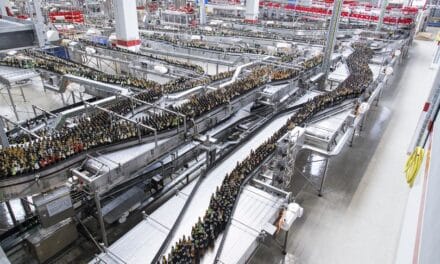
[
  {"left": 90, "top": 35, "right": 109, "bottom": 46},
  {"left": 44, "top": 46, "right": 70, "bottom": 60},
  {"left": 195, "top": 0, "right": 208, "bottom": 6},
  {"left": 427, "top": 22, "right": 440, "bottom": 27}
]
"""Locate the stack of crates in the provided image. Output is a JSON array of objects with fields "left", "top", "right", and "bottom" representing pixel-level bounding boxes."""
[{"left": 48, "top": 10, "right": 84, "bottom": 23}]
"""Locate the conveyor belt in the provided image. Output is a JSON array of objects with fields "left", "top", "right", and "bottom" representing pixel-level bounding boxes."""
[
  {"left": 0, "top": 81, "right": 260, "bottom": 197},
  {"left": 89, "top": 89, "right": 362, "bottom": 264},
  {"left": 158, "top": 110, "right": 295, "bottom": 259},
  {"left": 151, "top": 89, "right": 315, "bottom": 260},
  {"left": 92, "top": 106, "right": 297, "bottom": 264},
  {"left": 0, "top": 50, "right": 323, "bottom": 202}
]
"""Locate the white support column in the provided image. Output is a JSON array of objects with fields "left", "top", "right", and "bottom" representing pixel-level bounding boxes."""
[
  {"left": 245, "top": 0, "right": 259, "bottom": 23},
  {"left": 322, "top": 0, "right": 343, "bottom": 77},
  {"left": 104, "top": 0, "right": 114, "bottom": 19},
  {"left": 0, "top": 0, "right": 11, "bottom": 17},
  {"left": 200, "top": 0, "right": 207, "bottom": 25},
  {"left": 113, "top": 0, "right": 141, "bottom": 51},
  {"left": 32, "top": 0, "right": 46, "bottom": 47},
  {"left": 377, "top": 0, "right": 388, "bottom": 31}
]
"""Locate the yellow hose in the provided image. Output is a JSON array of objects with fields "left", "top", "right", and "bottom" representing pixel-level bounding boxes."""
[{"left": 405, "top": 147, "right": 425, "bottom": 187}]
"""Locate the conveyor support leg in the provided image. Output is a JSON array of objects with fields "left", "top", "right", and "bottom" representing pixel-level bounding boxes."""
[
  {"left": 21, "top": 198, "right": 33, "bottom": 218},
  {"left": 318, "top": 158, "right": 329, "bottom": 197},
  {"left": 94, "top": 192, "right": 109, "bottom": 247},
  {"left": 5, "top": 84, "right": 19, "bottom": 120},
  {"left": 19, "top": 86, "right": 26, "bottom": 102},
  {"left": 0, "top": 118, "right": 9, "bottom": 147},
  {"left": 282, "top": 230, "right": 289, "bottom": 255},
  {"left": 5, "top": 201, "right": 18, "bottom": 226},
  {"left": 349, "top": 127, "right": 356, "bottom": 147}
]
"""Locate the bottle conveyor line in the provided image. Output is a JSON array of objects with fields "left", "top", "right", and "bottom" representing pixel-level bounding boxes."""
[
  {"left": 0, "top": 51, "right": 323, "bottom": 200},
  {"left": 138, "top": 46, "right": 237, "bottom": 67},
  {"left": 71, "top": 45, "right": 199, "bottom": 78},
  {"left": 89, "top": 42, "right": 387, "bottom": 263},
  {"left": 0, "top": 84, "right": 258, "bottom": 200},
  {"left": 0, "top": 81, "right": 270, "bottom": 200},
  {"left": 100, "top": 103, "right": 268, "bottom": 222},
  {"left": 90, "top": 92, "right": 317, "bottom": 263},
  {"left": 91, "top": 107, "right": 298, "bottom": 264}
]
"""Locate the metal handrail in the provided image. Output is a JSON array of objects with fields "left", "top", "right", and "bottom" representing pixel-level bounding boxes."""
[
  {"left": 0, "top": 115, "right": 41, "bottom": 139},
  {"left": 83, "top": 101, "right": 158, "bottom": 147},
  {"left": 117, "top": 93, "right": 187, "bottom": 135}
]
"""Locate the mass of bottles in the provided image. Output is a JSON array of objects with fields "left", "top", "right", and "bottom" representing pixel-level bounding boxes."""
[
  {"left": 0, "top": 53, "right": 233, "bottom": 145},
  {"left": 1, "top": 50, "right": 161, "bottom": 90},
  {"left": 162, "top": 43, "right": 373, "bottom": 263},
  {"left": 142, "top": 33, "right": 290, "bottom": 57},
  {"left": 77, "top": 38, "right": 205, "bottom": 75},
  {"left": 0, "top": 53, "right": 322, "bottom": 178},
  {"left": 0, "top": 50, "right": 233, "bottom": 95},
  {"left": 142, "top": 25, "right": 326, "bottom": 45}
]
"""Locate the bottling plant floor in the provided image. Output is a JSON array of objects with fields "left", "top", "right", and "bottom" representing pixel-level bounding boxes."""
[
  {"left": 249, "top": 39, "right": 438, "bottom": 263},
  {"left": 1, "top": 37, "right": 437, "bottom": 264}
]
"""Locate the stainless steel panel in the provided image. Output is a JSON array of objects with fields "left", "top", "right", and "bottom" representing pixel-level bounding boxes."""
[
  {"left": 33, "top": 187, "right": 74, "bottom": 228},
  {"left": 102, "top": 186, "right": 144, "bottom": 224},
  {"left": 26, "top": 218, "right": 78, "bottom": 263}
]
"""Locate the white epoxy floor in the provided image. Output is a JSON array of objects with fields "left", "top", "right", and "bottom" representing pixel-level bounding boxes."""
[
  {"left": 322, "top": 39, "right": 437, "bottom": 264},
  {"left": 251, "top": 39, "right": 438, "bottom": 264},
  {"left": 0, "top": 73, "right": 79, "bottom": 122}
]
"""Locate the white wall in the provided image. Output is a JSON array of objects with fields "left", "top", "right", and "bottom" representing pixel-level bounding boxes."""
[
  {"left": 418, "top": 111, "right": 440, "bottom": 264},
  {"left": 395, "top": 67, "right": 440, "bottom": 264},
  {"left": 0, "top": 0, "right": 11, "bottom": 16},
  {"left": 113, "top": 0, "right": 140, "bottom": 41}
]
